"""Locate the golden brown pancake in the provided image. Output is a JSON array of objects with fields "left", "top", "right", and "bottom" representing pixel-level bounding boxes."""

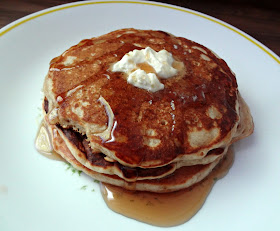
[
  {"left": 44, "top": 118, "right": 223, "bottom": 193},
  {"left": 40, "top": 28, "right": 254, "bottom": 193},
  {"left": 43, "top": 98, "right": 227, "bottom": 182},
  {"left": 43, "top": 28, "right": 248, "bottom": 170},
  {"left": 42, "top": 89, "right": 253, "bottom": 186}
]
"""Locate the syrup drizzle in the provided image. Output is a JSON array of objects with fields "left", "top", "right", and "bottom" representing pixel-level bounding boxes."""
[{"left": 101, "top": 148, "right": 234, "bottom": 227}]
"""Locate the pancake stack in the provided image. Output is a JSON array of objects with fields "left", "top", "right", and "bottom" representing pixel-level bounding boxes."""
[{"left": 41, "top": 28, "right": 253, "bottom": 193}]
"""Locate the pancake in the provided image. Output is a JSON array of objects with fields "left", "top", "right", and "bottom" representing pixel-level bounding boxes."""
[
  {"left": 42, "top": 88, "right": 252, "bottom": 184},
  {"left": 43, "top": 28, "right": 246, "bottom": 170},
  {"left": 39, "top": 28, "right": 254, "bottom": 193},
  {"left": 43, "top": 98, "right": 225, "bottom": 182},
  {"left": 45, "top": 118, "right": 223, "bottom": 193},
  {"left": 57, "top": 120, "right": 225, "bottom": 182}
]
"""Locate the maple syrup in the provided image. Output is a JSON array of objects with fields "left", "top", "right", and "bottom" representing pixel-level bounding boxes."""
[
  {"left": 101, "top": 148, "right": 234, "bottom": 227},
  {"left": 137, "top": 62, "right": 156, "bottom": 73},
  {"left": 35, "top": 121, "right": 64, "bottom": 161},
  {"left": 36, "top": 119, "right": 234, "bottom": 227}
]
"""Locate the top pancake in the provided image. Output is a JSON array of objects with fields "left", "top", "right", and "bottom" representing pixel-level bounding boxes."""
[{"left": 44, "top": 28, "right": 240, "bottom": 168}]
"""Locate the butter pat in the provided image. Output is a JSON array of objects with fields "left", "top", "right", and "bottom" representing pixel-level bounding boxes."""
[{"left": 111, "top": 47, "right": 179, "bottom": 92}]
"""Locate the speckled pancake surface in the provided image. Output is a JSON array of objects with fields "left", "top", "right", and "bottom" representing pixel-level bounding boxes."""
[{"left": 43, "top": 28, "right": 249, "bottom": 169}]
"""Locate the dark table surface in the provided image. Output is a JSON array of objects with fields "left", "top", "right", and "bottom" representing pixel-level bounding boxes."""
[{"left": 1, "top": 0, "right": 279, "bottom": 56}]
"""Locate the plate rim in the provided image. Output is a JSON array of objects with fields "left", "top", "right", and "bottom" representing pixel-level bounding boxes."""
[{"left": 0, "top": 0, "right": 279, "bottom": 65}]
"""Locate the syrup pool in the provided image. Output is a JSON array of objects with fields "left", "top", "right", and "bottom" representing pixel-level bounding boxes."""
[{"left": 101, "top": 148, "right": 234, "bottom": 227}]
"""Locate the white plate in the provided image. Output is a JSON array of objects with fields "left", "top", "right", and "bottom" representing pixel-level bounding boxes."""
[{"left": 0, "top": 1, "right": 279, "bottom": 230}]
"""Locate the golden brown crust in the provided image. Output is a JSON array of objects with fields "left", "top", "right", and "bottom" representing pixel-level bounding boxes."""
[{"left": 44, "top": 28, "right": 244, "bottom": 168}]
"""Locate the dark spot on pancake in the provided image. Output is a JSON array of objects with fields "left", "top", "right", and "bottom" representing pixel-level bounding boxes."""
[
  {"left": 58, "top": 125, "right": 86, "bottom": 153},
  {"left": 157, "top": 30, "right": 171, "bottom": 37},
  {"left": 161, "top": 120, "right": 168, "bottom": 125},
  {"left": 58, "top": 126, "right": 113, "bottom": 167},
  {"left": 118, "top": 163, "right": 174, "bottom": 179},
  {"left": 206, "top": 148, "right": 224, "bottom": 156},
  {"left": 44, "top": 97, "right": 49, "bottom": 113}
]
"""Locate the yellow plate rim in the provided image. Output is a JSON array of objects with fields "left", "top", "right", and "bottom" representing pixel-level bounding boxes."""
[{"left": 0, "top": 0, "right": 279, "bottom": 64}]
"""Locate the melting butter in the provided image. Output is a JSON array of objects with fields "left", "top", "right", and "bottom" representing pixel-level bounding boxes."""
[{"left": 111, "top": 47, "right": 183, "bottom": 92}]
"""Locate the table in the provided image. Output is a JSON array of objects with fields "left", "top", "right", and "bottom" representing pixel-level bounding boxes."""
[{"left": 0, "top": 0, "right": 279, "bottom": 56}]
